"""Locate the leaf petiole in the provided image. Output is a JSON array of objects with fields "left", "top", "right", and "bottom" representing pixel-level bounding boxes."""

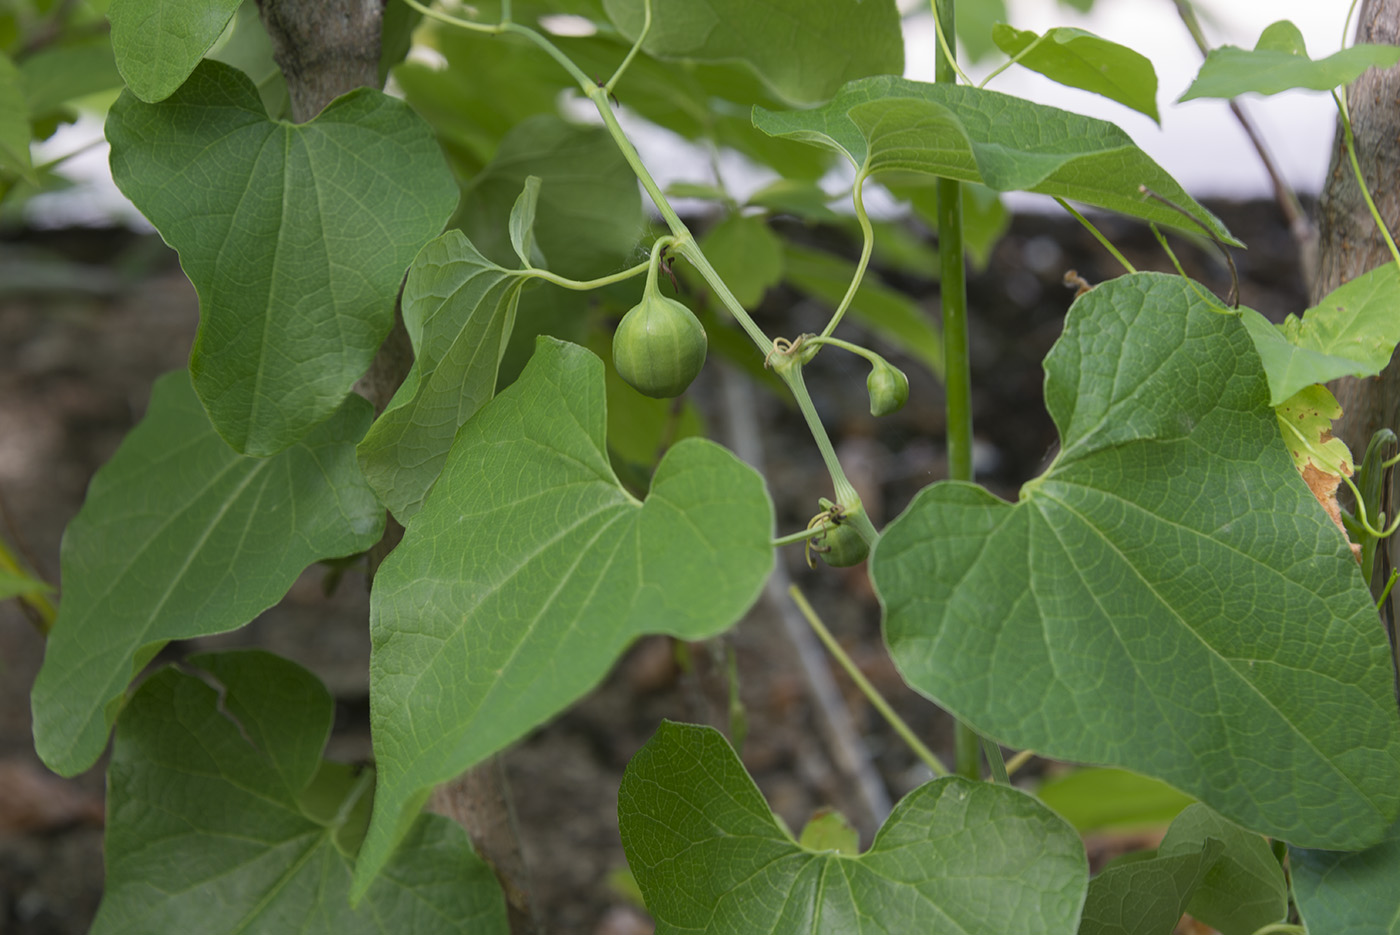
[
  {"left": 816, "top": 170, "right": 875, "bottom": 342},
  {"left": 605, "top": 0, "right": 652, "bottom": 93},
  {"left": 1333, "top": 89, "right": 1400, "bottom": 273},
  {"left": 1055, "top": 198, "right": 1137, "bottom": 274}
]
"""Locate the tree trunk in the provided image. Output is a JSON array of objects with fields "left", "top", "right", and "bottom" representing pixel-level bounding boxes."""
[
  {"left": 1313, "top": 0, "right": 1400, "bottom": 623},
  {"left": 256, "top": 4, "right": 537, "bottom": 930}
]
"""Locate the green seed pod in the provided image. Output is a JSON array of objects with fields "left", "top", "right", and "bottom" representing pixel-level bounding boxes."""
[
  {"left": 613, "top": 293, "right": 708, "bottom": 398},
  {"left": 818, "top": 521, "right": 870, "bottom": 567},
  {"left": 867, "top": 360, "right": 909, "bottom": 417}
]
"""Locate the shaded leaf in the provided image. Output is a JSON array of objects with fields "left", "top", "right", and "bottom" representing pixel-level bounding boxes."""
[
  {"left": 885, "top": 178, "right": 1010, "bottom": 270},
  {"left": 797, "top": 808, "right": 859, "bottom": 855},
  {"left": 1078, "top": 841, "right": 1222, "bottom": 935},
  {"left": 955, "top": 0, "right": 1007, "bottom": 64},
  {"left": 1157, "top": 804, "right": 1287, "bottom": 935},
  {"left": 684, "top": 214, "right": 783, "bottom": 308},
  {"left": 1181, "top": 20, "right": 1400, "bottom": 101},
  {"left": 19, "top": 35, "right": 122, "bottom": 118},
  {"left": 0, "top": 52, "right": 34, "bottom": 182},
  {"left": 783, "top": 242, "right": 944, "bottom": 379},
  {"left": 107, "top": 61, "right": 456, "bottom": 455},
  {"left": 754, "top": 76, "right": 1237, "bottom": 244},
  {"left": 872, "top": 273, "right": 1400, "bottom": 849},
  {"left": 746, "top": 179, "right": 840, "bottom": 221},
  {"left": 108, "top": 0, "right": 242, "bottom": 102},
  {"left": 620, "top": 721, "right": 1088, "bottom": 934},
  {"left": 601, "top": 0, "right": 904, "bottom": 105},
  {"left": 1035, "top": 767, "right": 1194, "bottom": 834},
  {"left": 1293, "top": 819, "right": 1400, "bottom": 935},
  {"left": 353, "top": 339, "right": 773, "bottom": 899},
  {"left": 1239, "top": 263, "right": 1400, "bottom": 406},
  {"left": 31, "top": 371, "right": 383, "bottom": 777},
  {"left": 586, "top": 328, "right": 705, "bottom": 469},
  {"left": 992, "top": 25, "right": 1159, "bottom": 123},
  {"left": 456, "top": 114, "right": 641, "bottom": 281},
  {"left": 91, "top": 651, "right": 507, "bottom": 934},
  {"left": 356, "top": 231, "right": 528, "bottom": 523},
  {"left": 509, "top": 175, "right": 546, "bottom": 269}
]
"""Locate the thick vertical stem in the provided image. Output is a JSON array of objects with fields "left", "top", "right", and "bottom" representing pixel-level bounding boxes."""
[
  {"left": 933, "top": 0, "right": 981, "bottom": 782},
  {"left": 258, "top": 0, "right": 383, "bottom": 122}
]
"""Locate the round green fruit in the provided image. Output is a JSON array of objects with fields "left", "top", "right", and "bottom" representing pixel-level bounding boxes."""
[
  {"left": 818, "top": 521, "right": 870, "bottom": 567},
  {"left": 867, "top": 360, "right": 909, "bottom": 417},
  {"left": 612, "top": 293, "right": 708, "bottom": 398}
]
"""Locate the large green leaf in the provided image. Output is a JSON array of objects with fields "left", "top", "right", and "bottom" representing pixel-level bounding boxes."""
[
  {"left": 456, "top": 115, "right": 641, "bottom": 281},
  {"left": 1293, "top": 819, "right": 1400, "bottom": 934},
  {"left": 31, "top": 371, "right": 383, "bottom": 777},
  {"left": 1180, "top": 20, "right": 1400, "bottom": 101},
  {"left": 619, "top": 721, "right": 1088, "bottom": 934},
  {"left": 1240, "top": 263, "right": 1400, "bottom": 405},
  {"left": 754, "top": 76, "right": 1238, "bottom": 245},
  {"left": 356, "top": 231, "right": 528, "bottom": 523},
  {"left": 91, "top": 651, "right": 507, "bottom": 935},
  {"left": 1157, "top": 804, "right": 1287, "bottom": 935},
  {"left": 107, "top": 60, "right": 456, "bottom": 455},
  {"left": 872, "top": 272, "right": 1400, "bottom": 849},
  {"left": 1077, "top": 842, "right": 1221, "bottom": 935},
  {"left": 0, "top": 52, "right": 33, "bottom": 182},
  {"left": 352, "top": 338, "right": 773, "bottom": 899},
  {"left": 992, "top": 25, "right": 1160, "bottom": 123},
  {"left": 107, "top": 0, "right": 242, "bottom": 102},
  {"left": 601, "top": 0, "right": 904, "bottom": 106}
]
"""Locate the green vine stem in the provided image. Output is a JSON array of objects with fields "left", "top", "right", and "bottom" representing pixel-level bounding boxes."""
[
  {"left": 523, "top": 258, "right": 650, "bottom": 291},
  {"left": 1332, "top": 89, "right": 1400, "bottom": 272},
  {"left": 802, "top": 334, "right": 885, "bottom": 368},
  {"left": 1054, "top": 198, "right": 1137, "bottom": 274},
  {"left": 978, "top": 33, "right": 1048, "bottom": 89},
  {"left": 771, "top": 527, "right": 831, "bottom": 548},
  {"left": 817, "top": 171, "right": 874, "bottom": 341},
  {"left": 789, "top": 585, "right": 950, "bottom": 779},
  {"left": 604, "top": 0, "right": 652, "bottom": 93},
  {"left": 928, "top": 0, "right": 972, "bottom": 85}
]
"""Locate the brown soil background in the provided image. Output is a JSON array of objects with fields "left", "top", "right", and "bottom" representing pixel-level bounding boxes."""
[{"left": 0, "top": 200, "right": 1308, "bottom": 934}]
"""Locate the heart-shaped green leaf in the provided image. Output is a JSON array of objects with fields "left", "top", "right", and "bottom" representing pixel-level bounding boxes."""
[
  {"left": 91, "top": 651, "right": 507, "bottom": 935},
  {"left": 872, "top": 272, "right": 1400, "bottom": 849},
  {"left": 754, "top": 76, "right": 1237, "bottom": 245},
  {"left": 356, "top": 231, "right": 528, "bottom": 523},
  {"left": 1240, "top": 263, "right": 1400, "bottom": 406},
  {"left": 352, "top": 338, "right": 773, "bottom": 899},
  {"left": 1158, "top": 804, "right": 1287, "bottom": 935},
  {"left": 1292, "top": 819, "right": 1400, "bottom": 934},
  {"left": 602, "top": 0, "right": 904, "bottom": 105},
  {"left": 107, "top": 0, "right": 242, "bottom": 102},
  {"left": 107, "top": 59, "right": 456, "bottom": 455},
  {"left": 992, "top": 25, "right": 1160, "bottom": 123},
  {"left": 1078, "top": 842, "right": 1221, "bottom": 935},
  {"left": 619, "top": 721, "right": 1088, "bottom": 934},
  {"left": 31, "top": 371, "right": 383, "bottom": 777},
  {"left": 1180, "top": 20, "right": 1400, "bottom": 101}
]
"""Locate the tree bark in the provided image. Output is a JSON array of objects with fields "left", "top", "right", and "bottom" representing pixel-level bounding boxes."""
[
  {"left": 256, "top": 4, "right": 537, "bottom": 930},
  {"left": 1313, "top": 0, "right": 1400, "bottom": 619}
]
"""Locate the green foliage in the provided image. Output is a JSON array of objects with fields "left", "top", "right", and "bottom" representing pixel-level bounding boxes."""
[
  {"left": 1240, "top": 263, "right": 1400, "bottom": 405},
  {"left": 1292, "top": 820, "right": 1400, "bottom": 934},
  {"left": 754, "top": 76, "right": 1237, "bottom": 244},
  {"left": 1034, "top": 768, "right": 1194, "bottom": 834},
  {"left": 107, "top": 0, "right": 242, "bottom": 102},
  {"left": 992, "top": 25, "right": 1160, "bottom": 123},
  {"left": 691, "top": 214, "right": 784, "bottom": 308},
  {"left": 354, "top": 339, "right": 773, "bottom": 899},
  {"left": 619, "top": 721, "right": 1088, "bottom": 934},
  {"left": 0, "top": 53, "right": 35, "bottom": 181},
  {"left": 31, "top": 371, "right": 383, "bottom": 777},
  {"left": 872, "top": 273, "right": 1400, "bottom": 848},
  {"left": 0, "top": 567, "right": 50, "bottom": 601},
  {"left": 1157, "top": 805, "right": 1287, "bottom": 935},
  {"left": 107, "top": 60, "right": 456, "bottom": 455},
  {"left": 92, "top": 651, "right": 507, "bottom": 934},
  {"left": 602, "top": 0, "right": 905, "bottom": 105},
  {"left": 1078, "top": 841, "right": 1221, "bottom": 935},
  {"left": 1181, "top": 20, "right": 1400, "bottom": 101}
]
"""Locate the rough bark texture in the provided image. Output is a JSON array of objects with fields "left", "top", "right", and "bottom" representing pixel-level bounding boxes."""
[
  {"left": 258, "top": 0, "right": 383, "bottom": 123},
  {"left": 1314, "top": 0, "right": 1400, "bottom": 616},
  {"left": 256, "top": 3, "right": 537, "bottom": 930}
]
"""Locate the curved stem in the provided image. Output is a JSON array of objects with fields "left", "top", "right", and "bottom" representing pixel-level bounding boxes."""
[
  {"left": 780, "top": 366, "right": 861, "bottom": 510},
  {"left": 504, "top": 22, "right": 594, "bottom": 90},
  {"left": 978, "top": 33, "right": 1047, "bottom": 89},
  {"left": 398, "top": 0, "right": 501, "bottom": 33},
  {"left": 605, "top": 0, "right": 652, "bottom": 93},
  {"left": 772, "top": 527, "right": 830, "bottom": 548},
  {"left": 929, "top": 0, "right": 973, "bottom": 85},
  {"left": 1003, "top": 748, "right": 1036, "bottom": 777},
  {"left": 1333, "top": 89, "right": 1400, "bottom": 272},
  {"left": 522, "top": 259, "right": 651, "bottom": 291},
  {"left": 789, "top": 585, "right": 950, "bottom": 779},
  {"left": 803, "top": 335, "right": 884, "bottom": 368},
  {"left": 982, "top": 738, "right": 1009, "bottom": 785},
  {"left": 0, "top": 535, "right": 55, "bottom": 635},
  {"left": 817, "top": 172, "right": 875, "bottom": 341},
  {"left": 1055, "top": 198, "right": 1137, "bottom": 274}
]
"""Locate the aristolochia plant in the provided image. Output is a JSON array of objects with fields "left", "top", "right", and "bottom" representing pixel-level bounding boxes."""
[{"left": 7, "top": 0, "right": 1400, "bottom": 931}]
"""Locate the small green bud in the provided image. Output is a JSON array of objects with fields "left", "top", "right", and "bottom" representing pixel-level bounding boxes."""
[
  {"left": 866, "top": 360, "right": 909, "bottom": 417},
  {"left": 817, "top": 520, "right": 869, "bottom": 567},
  {"left": 613, "top": 292, "right": 708, "bottom": 398}
]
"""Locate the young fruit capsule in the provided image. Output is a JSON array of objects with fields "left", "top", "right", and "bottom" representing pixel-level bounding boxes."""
[
  {"left": 612, "top": 293, "right": 708, "bottom": 398},
  {"left": 817, "top": 520, "right": 870, "bottom": 567},
  {"left": 866, "top": 360, "right": 909, "bottom": 417}
]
